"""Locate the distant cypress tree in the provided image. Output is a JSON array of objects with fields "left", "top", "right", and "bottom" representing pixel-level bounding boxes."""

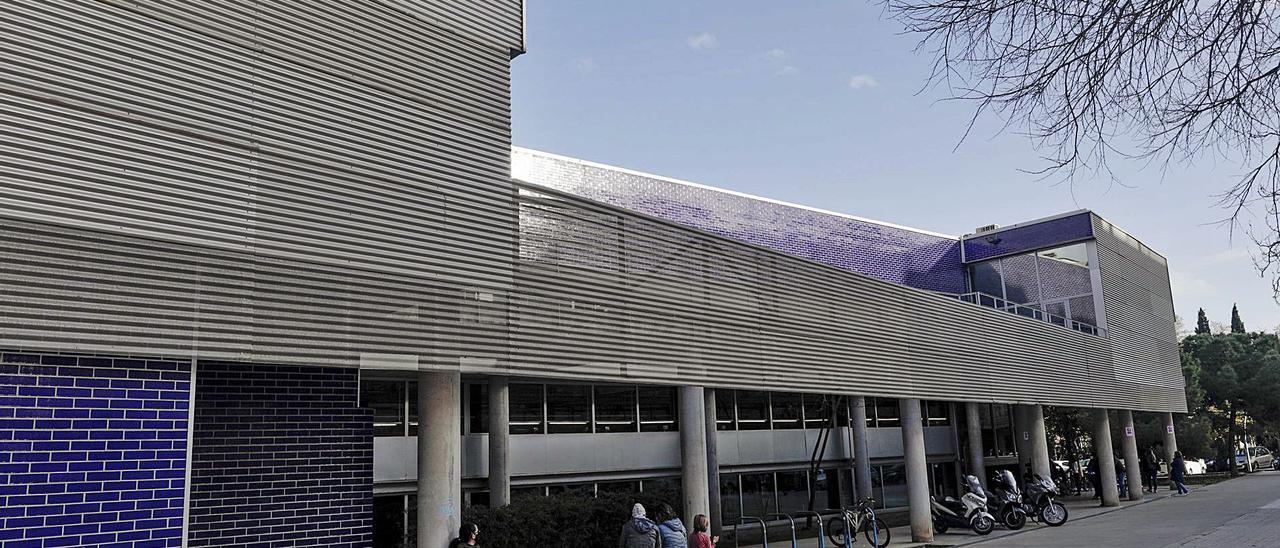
[
  {"left": 1230, "top": 304, "right": 1246, "bottom": 333},
  {"left": 1195, "top": 308, "right": 1211, "bottom": 334}
]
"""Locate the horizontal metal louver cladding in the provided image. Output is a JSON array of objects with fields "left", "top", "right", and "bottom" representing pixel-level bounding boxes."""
[
  {"left": 1092, "top": 215, "right": 1185, "bottom": 410},
  {"left": 0, "top": 0, "right": 517, "bottom": 364},
  {"left": 508, "top": 183, "right": 1181, "bottom": 412}
]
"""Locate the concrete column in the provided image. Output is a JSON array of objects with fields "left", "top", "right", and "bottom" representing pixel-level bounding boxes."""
[
  {"left": 965, "top": 402, "right": 987, "bottom": 489},
  {"left": 899, "top": 398, "right": 933, "bottom": 543},
  {"left": 680, "top": 386, "right": 710, "bottom": 528},
  {"left": 1028, "top": 404, "right": 1052, "bottom": 481},
  {"left": 1119, "top": 410, "right": 1143, "bottom": 501},
  {"left": 1162, "top": 412, "right": 1179, "bottom": 464},
  {"left": 850, "top": 396, "right": 874, "bottom": 502},
  {"left": 487, "top": 376, "right": 510, "bottom": 508},
  {"left": 418, "top": 371, "right": 461, "bottom": 547},
  {"left": 1091, "top": 408, "right": 1120, "bottom": 507},
  {"left": 704, "top": 388, "right": 722, "bottom": 536},
  {"left": 1013, "top": 405, "right": 1031, "bottom": 477}
]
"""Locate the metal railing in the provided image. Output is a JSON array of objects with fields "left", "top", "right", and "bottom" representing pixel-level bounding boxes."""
[{"left": 948, "top": 292, "right": 1103, "bottom": 337}]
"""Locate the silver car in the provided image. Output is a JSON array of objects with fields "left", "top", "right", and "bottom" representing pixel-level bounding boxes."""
[{"left": 1235, "top": 446, "right": 1275, "bottom": 472}]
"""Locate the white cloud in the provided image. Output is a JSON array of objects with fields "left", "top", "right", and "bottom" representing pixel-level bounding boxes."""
[
  {"left": 687, "top": 32, "right": 718, "bottom": 50},
  {"left": 848, "top": 74, "right": 879, "bottom": 89},
  {"left": 764, "top": 48, "right": 788, "bottom": 61},
  {"left": 573, "top": 57, "right": 598, "bottom": 74},
  {"left": 1196, "top": 247, "right": 1250, "bottom": 267},
  {"left": 776, "top": 65, "right": 799, "bottom": 76}
]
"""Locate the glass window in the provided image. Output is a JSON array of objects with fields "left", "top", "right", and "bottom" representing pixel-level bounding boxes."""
[
  {"left": 373, "top": 495, "right": 408, "bottom": 547},
  {"left": 720, "top": 474, "right": 741, "bottom": 523},
  {"left": 468, "top": 491, "right": 490, "bottom": 508},
  {"left": 1068, "top": 295, "right": 1097, "bottom": 325},
  {"left": 1038, "top": 242, "right": 1089, "bottom": 267},
  {"left": 970, "top": 260, "right": 1004, "bottom": 297},
  {"left": 871, "top": 466, "right": 885, "bottom": 509},
  {"left": 776, "top": 470, "right": 809, "bottom": 514},
  {"left": 598, "top": 480, "right": 640, "bottom": 494},
  {"left": 1000, "top": 253, "right": 1040, "bottom": 304},
  {"left": 864, "top": 397, "right": 877, "bottom": 428},
  {"left": 362, "top": 380, "right": 406, "bottom": 437},
  {"left": 595, "top": 386, "right": 637, "bottom": 433},
  {"left": 405, "top": 495, "right": 417, "bottom": 546},
  {"left": 1038, "top": 244, "right": 1092, "bottom": 300},
  {"left": 811, "top": 468, "right": 842, "bottom": 512},
  {"left": 736, "top": 391, "right": 770, "bottom": 430},
  {"left": 803, "top": 394, "right": 832, "bottom": 429},
  {"left": 639, "top": 386, "right": 678, "bottom": 432},
  {"left": 512, "top": 486, "right": 545, "bottom": 499},
  {"left": 874, "top": 398, "right": 899, "bottom": 428},
  {"left": 929, "top": 462, "right": 959, "bottom": 499},
  {"left": 642, "top": 477, "right": 682, "bottom": 500},
  {"left": 716, "top": 389, "right": 736, "bottom": 431},
  {"left": 740, "top": 473, "right": 777, "bottom": 518},
  {"left": 510, "top": 384, "right": 544, "bottom": 434},
  {"left": 880, "top": 464, "right": 909, "bottom": 509},
  {"left": 547, "top": 483, "right": 594, "bottom": 497},
  {"left": 468, "top": 383, "right": 489, "bottom": 434},
  {"left": 771, "top": 392, "right": 802, "bottom": 429},
  {"left": 546, "top": 384, "right": 592, "bottom": 434},
  {"left": 924, "top": 401, "right": 951, "bottom": 427}
]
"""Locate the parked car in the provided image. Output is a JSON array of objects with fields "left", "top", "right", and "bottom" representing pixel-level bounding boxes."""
[
  {"left": 1183, "top": 458, "right": 1207, "bottom": 475},
  {"left": 1235, "top": 446, "right": 1275, "bottom": 472}
]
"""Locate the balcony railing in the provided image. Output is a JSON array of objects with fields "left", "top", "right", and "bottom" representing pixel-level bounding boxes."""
[{"left": 948, "top": 292, "right": 1103, "bottom": 337}]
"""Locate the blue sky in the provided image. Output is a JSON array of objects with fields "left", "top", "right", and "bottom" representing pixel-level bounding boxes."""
[{"left": 510, "top": 0, "right": 1277, "bottom": 332}]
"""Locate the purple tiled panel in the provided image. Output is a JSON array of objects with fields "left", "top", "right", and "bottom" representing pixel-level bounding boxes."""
[
  {"left": 0, "top": 351, "right": 190, "bottom": 548},
  {"left": 962, "top": 212, "right": 1094, "bottom": 263},
  {"left": 188, "top": 361, "right": 371, "bottom": 548},
  {"left": 513, "top": 150, "right": 969, "bottom": 293}
]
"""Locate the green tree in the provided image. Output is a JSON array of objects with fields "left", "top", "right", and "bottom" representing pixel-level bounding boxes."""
[
  {"left": 1183, "top": 333, "right": 1280, "bottom": 474},
  {"left": 1195, "top": 308, "right": 1211, "bottom": 335},
  {"left": 1231, "top": 305, "right": 1246, "bottom": 334}
]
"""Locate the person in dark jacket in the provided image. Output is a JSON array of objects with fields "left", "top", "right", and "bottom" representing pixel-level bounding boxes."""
[
  {"left": 619, "top": 503, "right": 661, "bottom": 548},
  {"left": 1142, "top": 447, "right": 1160, "bottom": 493},
  {"left": 1171, "top": 451, "right": 1189, "bottom": 495},
  {"left": 448, "top": 523, "right": 480, "bottom": 547},
  {"left": 1087, "top": 457, "right": 1101, "bottom": 500},
  {"left": 655, "top": 503, "right": 688, "bottom": 548}
]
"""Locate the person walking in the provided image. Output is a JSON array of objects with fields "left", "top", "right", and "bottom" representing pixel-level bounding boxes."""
[
  {"left": 690, "top": 514, "right": 717, "bottom": 548},
  {"left": 655, "top": 503, "right": 688, "bottom": 548},
  {"left": 1087, "top": 457, "right": 1101, "bottom": 500},
  {"left": 1143, "top": 447, "right": 1160, "bottom": 493},
  {"left": 1114, "top": 454, "right": 1128, "bottom": 495},
  {"left": 448, "top": 523, "right": 480, "bottom": 547},
  {"left": 1171, "top": 451, "right": 1189, "bottom": 496},
  {"left": 619, "top": 503, "right": 661, "bottom": 548}
]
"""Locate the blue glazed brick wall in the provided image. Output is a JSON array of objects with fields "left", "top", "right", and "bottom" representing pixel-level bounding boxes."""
[
  {"left": 0, "top": 351, "right": 191, "bottom": 548},
  {"left": 188, "top": 362, "right": 372, "bottom": 548},
  {"left": 962, "top": 212, "right": 1095, "bottom": 262},
  {"left": 514, "top": 149, "right": 970, "bottom": 293}
]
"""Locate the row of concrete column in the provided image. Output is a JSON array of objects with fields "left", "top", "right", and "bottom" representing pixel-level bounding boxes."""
[{"left": 416, "top": 373, "right": 1179, "bottom": 546}]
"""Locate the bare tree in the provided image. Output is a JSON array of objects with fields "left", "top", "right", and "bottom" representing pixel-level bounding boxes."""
[{"left": 890, "top": 0, "right": 1280, "bottom": 290}]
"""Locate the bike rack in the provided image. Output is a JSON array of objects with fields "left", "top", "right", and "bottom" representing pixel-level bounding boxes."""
[
  {"left": 732, "top": 516, "right": 767, "bottom": 548},
  {"left": 794, "top": 511, "right": 825, "bottom": 548},
  {"left": 822, "top": 508, "right": 853, "bottom": 548},
  {"left": 764, "top": 513, "right": 797, "bottom": 547}
]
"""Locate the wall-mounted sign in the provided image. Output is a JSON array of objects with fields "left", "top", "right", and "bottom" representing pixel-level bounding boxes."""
[
  {"left": 1125, "top": 426, "right": 1134, "bottom": 437},
  {"left": 1167, "top": 425, "right": 1175, "bottom": 434}
]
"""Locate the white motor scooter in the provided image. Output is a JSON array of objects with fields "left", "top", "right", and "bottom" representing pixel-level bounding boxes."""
[{"left": 930, "top": 474, "right": 996, "bottom": 535}]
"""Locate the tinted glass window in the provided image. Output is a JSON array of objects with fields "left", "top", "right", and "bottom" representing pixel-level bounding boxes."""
[
  {"left": 880, "top": 464, "right": 909, "bottom": 508},
  {"left": 720, "top": 474, "right": 741, "bottom": 523},
  {"left": 970, "top": 260, "right": 1004, "bottom": 297},
  {"left": 373, "top": 495, "right": 407, "bottom": 547},
  {"left": 776, "top": 470, "right": 809, "bottom": 514},
  {"left": 594, "top": 386, "right": 637, "bottom": 433},
  {"left": 362, "top": 380, "right": 405, "bottom": 437},
  {"left": 546, "top": 384, "right": 592, "bottom": 434},
  {"left": 468, "top": 383, "right": 489, "bottom": 434},
  {"left": 803, "top": 394, "right": 833, "bottom": 429},
  {"left": 639, "top": 386, "right": 678, "bottom": 432},
  {"left": 716, "top": 389, "right": 736, "bottom": 431},
  {"left": 771, "top": 392, "right": 802, "bottom": 429},
  {"left": 736, "top": 391, "right": 770, "bottom": 430},
  {"left": 510, "top": 384, "right": 544, "bottom": 434},
  {"left": 874, "top": 398, "right": 900, "bottom": 427},
  {"left": 925, "top": 401, "right": 951, "bottom": 426},
  {"left": 1001, "top": 253, "right": 1040, "bottom": 304},
  {"left": 740, "top": 473, "right": 777, "bottom": 518}
]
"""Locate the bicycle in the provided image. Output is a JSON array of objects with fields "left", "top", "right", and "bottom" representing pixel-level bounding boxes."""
[{"left": 825, "top": 498, "right": 890, "bottom": 548}]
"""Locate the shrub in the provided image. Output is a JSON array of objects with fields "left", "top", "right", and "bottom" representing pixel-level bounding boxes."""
[{"left": 463, "top": 489, "right": 682, "bottom": 548}]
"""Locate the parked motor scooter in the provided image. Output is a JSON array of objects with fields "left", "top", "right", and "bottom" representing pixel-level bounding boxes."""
[
  {"left": 931, "top": 474, "right": 996, "bottom": 535},
  {"left": 1022, "top": 473, "right": 1069, "bottom": 526},
  {"left": 987, "top": 470, "right": 1027, "bottom": 529}
]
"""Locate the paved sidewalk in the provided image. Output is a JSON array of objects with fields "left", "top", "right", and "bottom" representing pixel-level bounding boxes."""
[{"left": 734, "top": 487, "right": 1183, "bottom": 547}]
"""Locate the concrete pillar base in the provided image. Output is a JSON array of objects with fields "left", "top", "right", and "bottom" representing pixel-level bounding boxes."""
[
  {"left": 488, "top": 376, "right": 511, "bottom": 508},
  {"left": 1092, "top": 408, "right": 1121, "bottom": 507},
  {"left": 965, "top": 402, "right": 987, "bottom": 489},
  {"left": 899, "top": 398, "right": 933, "bottom": 544},
  {"left": 680, "top": 386, "right": 710, "bottom": 528},
  {"left": 418, "top": 371, "right": 461, "bottom": 547},
  {"left": 850, "top": 396, "right": 874, "bottom": 503},
  {"left": 1120, "top": 409, "right": 1143, "bottom": 501}
]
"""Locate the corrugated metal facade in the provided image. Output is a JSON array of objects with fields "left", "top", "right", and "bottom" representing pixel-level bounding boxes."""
[
  {"left": 0, "top": 1, "right": 1184, "bottom": 413},
  {"left": 511, "top": 183, "right": 1185, "bottom": 412},
  {"left": 0, "top": 0, "right": 519, "bottom": 365},
  {"left": 1092, "top": 215, "right": 1185, "bottom": 410}
]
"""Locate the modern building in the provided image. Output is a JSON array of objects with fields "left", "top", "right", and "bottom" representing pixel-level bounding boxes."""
[{"left": 0, "top": 1, "right": 1184, "bottom": 548}]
